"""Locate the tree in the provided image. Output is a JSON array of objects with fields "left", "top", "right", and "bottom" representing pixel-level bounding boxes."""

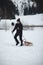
[
  {"left": 34, "top": 0, "right": 43, "bottom": 13},
  {"left": 0, "top": 0, "right": 16, "bottom": 19}
]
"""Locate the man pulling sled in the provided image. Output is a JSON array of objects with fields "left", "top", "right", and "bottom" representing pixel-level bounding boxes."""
[{"left": 12, "top": 18, "right": 32, "bottom": 46}]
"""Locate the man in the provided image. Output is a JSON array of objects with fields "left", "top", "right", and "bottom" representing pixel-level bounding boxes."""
[{"left": 12, "top": 18, "right": 23, "bottom": 46}]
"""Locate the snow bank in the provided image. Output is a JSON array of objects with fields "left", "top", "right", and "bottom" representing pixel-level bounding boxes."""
[
  {"left": 16, "top": 14, "right": 43, "bottom": 25},
  {"left": 0, "top": 14, "right": 43, "bottom": 30}
]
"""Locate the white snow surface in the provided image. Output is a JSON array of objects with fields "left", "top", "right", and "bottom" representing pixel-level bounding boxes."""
[
  {"left": 0, "top": 14, "right": 43, "bottom": 65},
  {"left": 0, "top": 14, "right": 43, "bottom": 30},
  {"left": 0, "top": 28, "right": 43, "bottom": 65}
]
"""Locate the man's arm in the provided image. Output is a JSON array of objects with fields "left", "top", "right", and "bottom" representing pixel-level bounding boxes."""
[{"left": 12, "top": 24, "right": 17, "bottom": 33}]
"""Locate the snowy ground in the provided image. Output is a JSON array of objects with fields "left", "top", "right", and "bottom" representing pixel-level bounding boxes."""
[
  {"left": 0, "top": 14, "right": 43, "bottom": 65},
  {"left": 0, "top": 27, "right": 43, "bottom": 65}
]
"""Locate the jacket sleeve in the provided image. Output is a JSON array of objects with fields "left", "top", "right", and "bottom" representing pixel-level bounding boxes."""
[{"left": 12, "top": 24, "right": 17, "bottom": 33}]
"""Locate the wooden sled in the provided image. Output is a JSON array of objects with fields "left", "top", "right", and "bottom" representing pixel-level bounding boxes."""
[{"left": 23, "top": 40, "right": 33, "bottom": 46}]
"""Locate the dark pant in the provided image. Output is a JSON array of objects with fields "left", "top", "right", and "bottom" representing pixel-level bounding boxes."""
[{"left": 14, "top": 32, "right": 23, "bottom": 45}]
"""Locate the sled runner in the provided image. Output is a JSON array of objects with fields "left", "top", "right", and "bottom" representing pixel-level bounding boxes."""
[
  {"left": 23, "top": 40, "right": 33, "bottom": 46},
  {"left": 22, "top": 36, "right": 33, "bottom": 46}
]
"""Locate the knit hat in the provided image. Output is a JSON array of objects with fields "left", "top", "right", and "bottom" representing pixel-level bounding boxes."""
[{"left": 17, "top": 18, "right": 20, "bottom": 22}]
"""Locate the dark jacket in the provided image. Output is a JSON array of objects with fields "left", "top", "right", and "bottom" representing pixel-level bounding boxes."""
[{"left": 12, "top": 22, "right": 23, "bottom": 34}]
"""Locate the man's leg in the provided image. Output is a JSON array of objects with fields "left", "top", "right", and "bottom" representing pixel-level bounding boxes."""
[
  {"left": 19, "top": 34, "right": 23, "bottom": 46},
  {"left": 14, "top": 33, "right": 19, "bottom": 45}
]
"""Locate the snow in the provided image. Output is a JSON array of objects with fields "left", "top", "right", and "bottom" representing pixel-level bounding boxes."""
[
  {"left": 0, "top": 14, "right": 43, "bottom": 65},
  {"left": 16, "top": 14, "right": 43, "bottom": 25},
  {"left": 0, "top": 14, "right": 43, "bottom": 30},
  {"left": 0, "top": 27, "right": 43, "bottom": 65}
]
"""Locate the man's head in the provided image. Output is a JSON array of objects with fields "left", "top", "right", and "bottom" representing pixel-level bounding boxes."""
[{"left": 17, "top": 18, "right": 21, "bottom": 23}]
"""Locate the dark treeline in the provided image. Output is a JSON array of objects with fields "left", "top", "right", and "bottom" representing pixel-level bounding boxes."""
[
  {"left": 0, "top": 0, "right": 19, "bottom": 19},
  {"left": 0, "top": 0, "right": 43, "bottom": 19},
  {"left": 24, "top": 0, "right": 43, "bottom": 15},
  {"left": 34, "top": 0, "right": 43, "bottom": 13}
]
